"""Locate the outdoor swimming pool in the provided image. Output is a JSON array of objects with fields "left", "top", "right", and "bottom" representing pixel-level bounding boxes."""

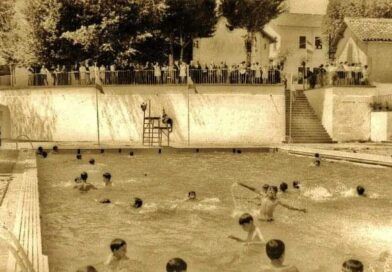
[{"left": 37, "top": 150, "right": 392, "bottom": 272}]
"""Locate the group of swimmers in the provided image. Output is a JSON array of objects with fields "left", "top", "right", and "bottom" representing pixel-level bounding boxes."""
[{"left": 38, "top": 147, "right": 372, "bottom": 271}]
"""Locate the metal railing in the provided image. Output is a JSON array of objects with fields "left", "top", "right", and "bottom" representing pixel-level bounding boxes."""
[
  {"left": 306, "top": 71, "right": 370, "bottom": 89},
  {"left": 27, "top": 68, "right": 282, "bottom": 86}
]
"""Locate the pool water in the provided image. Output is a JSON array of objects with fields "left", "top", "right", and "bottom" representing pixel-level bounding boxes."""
[{"left": 37, "top": 151, "right": 392, "bottom": 272}]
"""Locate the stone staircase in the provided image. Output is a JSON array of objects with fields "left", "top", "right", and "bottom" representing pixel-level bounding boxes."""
[{"left": 285, "top": 90, "right": 333, "bottom": 143}]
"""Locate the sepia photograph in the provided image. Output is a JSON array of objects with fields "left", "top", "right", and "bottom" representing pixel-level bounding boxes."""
[{"left": 0, "top": 0, "right": 391, "bottom": 271}]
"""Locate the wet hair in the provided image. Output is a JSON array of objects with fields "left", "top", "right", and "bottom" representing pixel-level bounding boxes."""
[
  {"left": 80, "top": 172, "right": 88, "bottom": 181},
  {"left": 237, "top": 149, "right": 242, "bottom": 154},
  {"left": 76, "top": 266, "right": 97, "bottom": 272},
  {"left": 270, "top": 186, "right": 278, "bottom": 193},
  {"left": 266, "top": 239, "right": 285, "bottom": 260},
  {"left": 37, "top": 146, "right": 43, "bottom": 154},
  {"left": 356, "top": 186, "right": 365, "bottom": 196},
  {"left": 100, "top": 149, "right": 104, "bottom": 154},
  {"left": 166, "top": 258, "right": 187, "bottom": 272},
  {"left": 77, "top": 149, "right": 81, "bottom": 154},
  {"left": 342, "top": 259, "right": 364, "bottom": 272},
  {"left": 76, "top": 154, "right": 82, "bottom": 160},
  {"left": 279, "top": 182, "right": 288, "bottom": 192},
  {"left": 41, "top": 151, "right": 48, "bottom": 158},
  {"left": 110, "top": 239, "right": 127, "bottom": 252},
  {"left": 130, "top": 151, "right": 134, "bottom": 156},
  {"left": 53, "top": 146, "right": 58, "bottom": 152},
  {"left": 118, "top": 148, "right": 122, "bottom": 153},
  {"left": 293, "top": 181, "right": 300, "bottom": 189},
  {"left": 188, "top": 191, "right": 196, "bottom": 198},
  {"left": 315, "top": 153, "right": 320, "bottom": 158},
  {"left": 133, "top": 198, "right": 143, "bottom": 208},
  {"left": 262, "top": 184, "right": 270, "bottom": 191},
  {"left": 239, "top": 213, "right": 253, "bottom": 225},
  {"left": 103, "top": 172, "right": 112, "bottom": 180},
  {"left": 89, "top": 159, "right": 95, "bottom": 165}
]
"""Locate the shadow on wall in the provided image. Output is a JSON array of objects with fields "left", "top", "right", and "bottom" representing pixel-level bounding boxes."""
[{"left": 3, "top": 91, "right": 57, "bottom": 141}]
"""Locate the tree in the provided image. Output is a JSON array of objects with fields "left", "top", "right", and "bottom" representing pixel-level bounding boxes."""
[
  {"left": 221, "top": 0, "right": 284, "bottom": 65},
  {"left": 161, "top": 0, "right": 218, "bottom": 63},
  {"left": 324, "top": 0, "right": 392, "bottom": 55}
]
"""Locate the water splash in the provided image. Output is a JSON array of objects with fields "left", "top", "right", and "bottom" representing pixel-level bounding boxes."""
[{"left": 302, "top": 186, "right": 333, "bottom": 201}]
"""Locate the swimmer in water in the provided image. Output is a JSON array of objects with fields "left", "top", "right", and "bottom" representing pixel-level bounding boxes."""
[
  {"left": 342, "top": 259, "right": 363, "bottom": 272},
  {"left": 260, "top": 186, "right": 306, "bottom": 222},
  {"left": 292, "top": 181, "right": 300, "bottom": 189},
  {"left": 356, "top": 186, "right": 366, "bottom": 197},
  {"left": 103, "top": 172, "right": 112, "bottom": 187},
  {"left": 228, "top": 213, "right": 265, "bottom": 245},
  {"left": 313, "top": 153, "right": 321, "bottom": 167},
  {"left": 74, "top": 172, "right": 97, "bottom": 193},
  {"left": 105, "top": 239, "right": 144, "bottom": 271},
  {"left": 166, "top": 258, "right": 187, "bottom": 272},
  {"left": 133, "top": 198, "right": 143, "bottom": 209},
  {"left": 187, "top": 191, "right": 197, "bottom": 201},
  {"left": 259, "top": 239, "right": 299, "bottom": 272},
  {"left": 279, "top": 182, "right": 288, "bottom": 193},
  {"left": 76, "top": 266, "right": 97, "bottom": 272}
]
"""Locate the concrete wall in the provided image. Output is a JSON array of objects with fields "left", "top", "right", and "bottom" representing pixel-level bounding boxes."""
[
  {"left": 0, "top": 85, "right": 285, "bottom": 146},
  {"left": 370, "top": 112, "right": 392, "bottom": 142},
  {"left": 305, "top": 86, "right": 379, "bottom": 142},
  {"left": 368, "top": 43, "right": 392, "bottom": 83}
]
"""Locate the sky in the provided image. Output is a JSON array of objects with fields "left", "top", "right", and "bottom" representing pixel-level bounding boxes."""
[{"left": 288, "top": 0, "right": 329, "bottom": 15}]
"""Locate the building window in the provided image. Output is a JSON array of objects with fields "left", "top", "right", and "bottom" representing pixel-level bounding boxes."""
[
  {"left": 299, "top": 36, "right": 306, "bottom": 49},
  {"left": 315, "top": 37, "right": 322, "bottom": 49}
]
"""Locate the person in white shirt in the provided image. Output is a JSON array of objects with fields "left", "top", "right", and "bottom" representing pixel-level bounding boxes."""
[
  {"left": 79, "top": 64, "right": 87, "bottom": 85},
  {"left": 153, "top": 62, "right": 162, "bottom": 84},
  {"left": 179, "top": 61, "right": 187, "bottom": 84}
]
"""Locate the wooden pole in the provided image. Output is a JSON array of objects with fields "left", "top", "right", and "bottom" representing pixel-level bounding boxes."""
[{"left": 95, "top": 88, "right": 101, "bottom": 146}]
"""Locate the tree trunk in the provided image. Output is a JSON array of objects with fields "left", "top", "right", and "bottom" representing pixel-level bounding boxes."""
[
  {"left": 169, "top": 34, "right": 174, "bottom": 67},
  {"left": 246, "top": 31, "right": 254, "bottom": 66},
  {"left": 180, "top": 31, "right": 184, "bottom": 62}
]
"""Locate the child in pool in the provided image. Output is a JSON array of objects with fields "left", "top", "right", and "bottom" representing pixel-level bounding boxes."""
[
  {"left": 342, "top": 259, "right": 363, "bottom": 272},
  {"left": 259, "top": 239, "right": 299, "bottom": 272},
  {"left": 166, "top": 258, "right": 187, "bottom": 272},
  {"left": 313, "top": 153, "right": 321, "bottom": 167},
  {"left": 260, "top": 186, "right": 306, "bottom": 222},
  {"left": 103, "top": 172, "right": 112, "bottom": 187},
  {"left": 105, "top": 239, "right": 144, "bottom": 271},
  {"left": 187, "top": 191, "right": 197, "bottom": 201},
  {"left": 74, "top": 172, "right": 97, "bottom": 193},
  {"left": 228, "top": 213, "right": 265, "bottom": 245}
]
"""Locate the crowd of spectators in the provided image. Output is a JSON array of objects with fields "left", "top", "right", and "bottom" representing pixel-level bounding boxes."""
[
  {"left": 305, "top": 62, "right": 370, "bottom": 89},
  {"left": 28, "top": 60, "right": 283, "bottom": 86}
]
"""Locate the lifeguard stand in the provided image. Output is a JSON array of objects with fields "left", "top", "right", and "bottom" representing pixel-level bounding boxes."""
[{"left": 141, "top": 101, "right": 171, "bottom": 147}]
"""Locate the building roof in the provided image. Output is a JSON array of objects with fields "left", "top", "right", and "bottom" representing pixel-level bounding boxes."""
[
  {"left": 271, "top": 13, "right": 324, "bottom": 28},
  {"left": 345, "top": 17, "right": 392, "bottom": 42}
]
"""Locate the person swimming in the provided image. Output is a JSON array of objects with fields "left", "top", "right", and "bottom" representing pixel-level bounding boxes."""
[
  {"left": 52, "top": 146, "right": 59, "bottom": 153},
  {"left": 260, "top": 186, "right": 306, "bottom": 222},
  {"left": 36, "top": 146, "right": 43, "bottom": 155},
  {"left": 105, "top": 239, "right": 144, "bottom": 271},
  {"left": 133, "top": 198, "right": 143, "bottom": 209},
  {"left": 166, "top": 258, "right": 187, "bottom": 272},
  {"left": 89, "top": 159, "right": 95, "bottom": 165},
  {"left": 76, "top": 154, "right": 82, "bottom": 160},
  {"left": 279, "top": 182, "right": 288, "bottom": 193},
  {"left": 314, "top": 153, "right": 321, "bottom": 167},
  {"left": 292, "top": 181, "right": 300, "bottom": 189},
  {"left": 76, "top": 265, "right": 97, "bottom": 272},
  {"left": 99, "top": 198, "right": 111, "bottom": 204},
  {"left": 41, "top": 151, "right": 48, "bottom": 158},
  {"left": 356, "top": 186, "right": 366, "bottom": 197},
  {"left": 342, "top": 259, "right": 363, "bottom": 272},
  {"left": 228, "top": 213, "right": 265, "bottom": 245},
  {"left": 187, "top": 191, "right": 197, "bottom": 201},
  {"left": 74, "top": 172, "right": 97, "bottom": 193},
  {"left": 259, "top": 239, "right": 299, "bottom": 272},
  {"left": 103, "top": 172, "right": 112, "bottom": 187}
]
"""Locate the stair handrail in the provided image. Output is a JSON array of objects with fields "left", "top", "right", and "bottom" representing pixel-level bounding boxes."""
[{"left": 0, "top": 223, "right": 36, "bottom": 272}]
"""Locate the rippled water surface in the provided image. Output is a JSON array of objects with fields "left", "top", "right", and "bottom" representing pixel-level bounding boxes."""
[{"left": 37, "top": 151, "right": 392, "bottom": 272}]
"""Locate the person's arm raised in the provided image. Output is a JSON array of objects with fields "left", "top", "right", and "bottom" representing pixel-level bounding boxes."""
[{"left": 237, "top": 182, "right": 262, "bottom": 195}]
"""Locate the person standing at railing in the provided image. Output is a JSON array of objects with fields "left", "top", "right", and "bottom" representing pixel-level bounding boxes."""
[
  {"left": 262, "top": 65, "right": 268, "bottom": 84},
  {"left": 255, "top": 62, "right": 262, "bottom": 84},
  {"left": 99, "top": 64, "right": 106, "bottom": 85},
  {"left": 110, "top": 63, "right": 116, "bottom": 84},
  {"left": 361, "top": 65, "right": 369, "bottom": 85},
  {"left": 40, "top": 65, "right": 48, "bottom": 86},
  {"left": 90, "top": 62, "right": 97, "bottom": 84},
  {"left": 239, "top": 62, "right": 247, "bottom": 84},
  {"left": 79, "top": 64, "right": 87, "bottom": 85},
  {"left": 354, "top": 63, "right": 362, "bottom": 85},
  {"left": 153, "top": 62, "right": 162, "bottom": 84},
  {"left": 72, "top": 62, "right": 80, "bottom": 85},
  {"left": 179, "top": 61, "right": 187, "bottom": 84}
]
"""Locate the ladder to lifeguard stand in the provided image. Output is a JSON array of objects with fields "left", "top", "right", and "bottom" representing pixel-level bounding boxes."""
[{"left": 142, "top": 101, "right": 171, "bottom": 147}]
